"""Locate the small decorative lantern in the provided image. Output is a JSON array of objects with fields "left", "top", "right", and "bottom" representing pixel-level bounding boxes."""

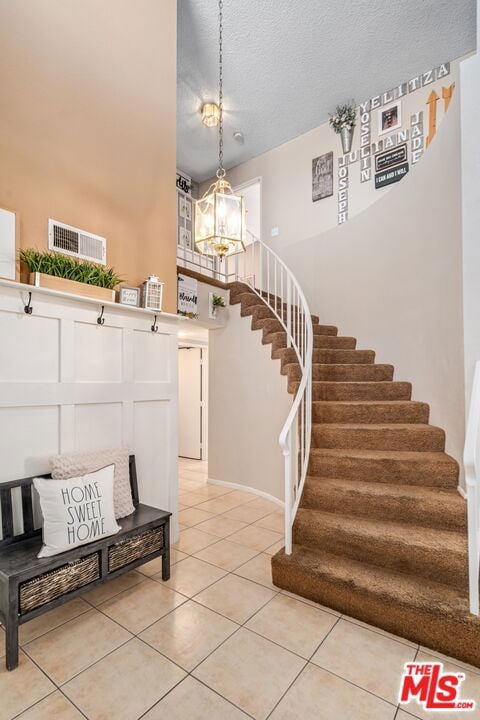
[{"left": 142, "top": 275, "right": 164, "bottom": 311}]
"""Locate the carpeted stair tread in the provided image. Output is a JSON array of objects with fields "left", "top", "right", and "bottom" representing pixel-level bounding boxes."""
[
  {"left": 308, "top": 448, "right": 459, "bottom": 487},
  {"left": 286, "top": 363, "right": 394, "bottom": 382},
  {"left": 260, "top": 319, "right": 336, "bottom": 339},
  {"left": 261, "top": 320, "right": 336, "bottom": 337},
  {"left": 271, "top": 545, "right": 480, "bottom": 667},
  {"left": 301, "top": 380, "right": 412, "bottom": 400},
  {"left": 277, "top": 348, "right": 376, "bottom": 367},
  {"left": 311, "top": 423, "right": 445, "bottom": 451},
  {"left": 230, "top": 292, "right": 260, "bottom": 309},
  {"left": 313, "top": 400, "right": 430, "bottom": 424},
  {"left": 248, "top": 305, "right": 275, "bottom": 323},
  {"left": 231, "top": 290, "right": 321, "bottom": 325},
  {"left": 300, "top": 477, "right": 467, "bottom": 530},
  {"left": 267, "top": 331, "right": 357, "bottom": 352},
  {"left": 293, "top": 508, "right": 467, "bottom": 588}
]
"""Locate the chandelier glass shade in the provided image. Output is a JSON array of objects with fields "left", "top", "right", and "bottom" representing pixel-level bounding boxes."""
[
  {"left": 194, "top": 0, "right": 246, "bottom": 260},
  {"left": 195, "top": 178, "right": 246, "bottom": 259}
]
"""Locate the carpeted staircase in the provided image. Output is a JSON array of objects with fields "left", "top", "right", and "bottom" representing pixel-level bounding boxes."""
[{"left": 228, "top": 281, "right": 480, "bottom": 668}]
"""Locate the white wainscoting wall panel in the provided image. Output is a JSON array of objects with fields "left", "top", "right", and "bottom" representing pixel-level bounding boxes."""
[{"left": 0, "top": 283, "right": 180, "bottom": 540}]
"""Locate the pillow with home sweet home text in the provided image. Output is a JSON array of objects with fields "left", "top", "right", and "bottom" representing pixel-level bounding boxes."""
[{"left": 34, "top": 464, "right": 121, "bottom": 558}]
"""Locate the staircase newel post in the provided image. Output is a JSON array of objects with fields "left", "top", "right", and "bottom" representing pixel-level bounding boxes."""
[{"left": 284, "top": 429, "right": 292, "bottom": 555}]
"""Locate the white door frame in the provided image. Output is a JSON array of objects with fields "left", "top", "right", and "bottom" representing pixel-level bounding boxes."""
[
  {"left": 233, "top": 176, "right": 262, "bottom": 242},
  {"left": 178, "top": 346, "right": 203, "bottom": 460}
]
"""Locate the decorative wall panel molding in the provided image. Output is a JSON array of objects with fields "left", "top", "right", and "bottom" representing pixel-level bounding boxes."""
[{"left": 0, "top": 284, "right": 180, "bottom": 540}]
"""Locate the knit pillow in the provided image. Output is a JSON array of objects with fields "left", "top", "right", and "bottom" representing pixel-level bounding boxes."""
[
  {"left": 34, "top": 465, "right": 121, "bottom": 558},
  {"left": 51, "top": 447, "right": 134, "bottom": 519}
]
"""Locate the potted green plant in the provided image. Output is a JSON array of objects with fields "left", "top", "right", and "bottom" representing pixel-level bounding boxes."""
[
  {"left": 19, "top": 249, "right": 122, "bottom": 302},
  {"left": 210, "top": 293, "right": 226, "bottom": 319},
  {"left": 329, "top": 101, "right": 357, "bottom": 153}
]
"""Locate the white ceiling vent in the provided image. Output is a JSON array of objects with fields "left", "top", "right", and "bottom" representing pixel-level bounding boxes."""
[{"left": 48, "top": 219, "right": 106, "bottom": 265}]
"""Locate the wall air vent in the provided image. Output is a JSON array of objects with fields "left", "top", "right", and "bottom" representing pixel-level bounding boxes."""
[{"left": 48, "top": 219, "right": 106, "bottom": 265}]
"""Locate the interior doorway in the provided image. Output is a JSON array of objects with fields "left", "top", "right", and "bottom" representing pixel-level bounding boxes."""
[
  {"left": 234, "top": 177, "right": 261, "bottom": 241},
  {"left": 178, "top": 345, "right": 207, "bottom": 460}
]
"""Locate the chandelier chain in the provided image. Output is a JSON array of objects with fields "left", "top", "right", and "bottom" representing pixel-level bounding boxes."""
[{"left": 216, "top": 0, "right": 225, "bottom": 179}]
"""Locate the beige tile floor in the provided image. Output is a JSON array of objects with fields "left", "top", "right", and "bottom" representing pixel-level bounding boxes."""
[{"left": 2, "top": 457, "right": 480, "bottom": 720}]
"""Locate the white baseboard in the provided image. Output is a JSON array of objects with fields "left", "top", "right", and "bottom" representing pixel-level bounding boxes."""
[
  {"left": 208, "top": 476, "right": 284, "bottom": 509},
  {"left": 457, "top": 485, "right": 467, "bottom": 499}
]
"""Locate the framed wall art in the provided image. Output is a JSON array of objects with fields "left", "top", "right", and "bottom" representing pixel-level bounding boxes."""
[
  {"left": 312, "top": 151, "right": 334, "bottom": 202},
  {"left": 378, "top": 101, "right": 402, "bottom": 136},
  {"left": 118, "top": 285, "right": 141, "bottom": 307},
  {"left": 179, "top": 227, "right": 192, "bottom": 250},
  {"left": 179, "top": 196, "right": 192, "bottom": 221}
]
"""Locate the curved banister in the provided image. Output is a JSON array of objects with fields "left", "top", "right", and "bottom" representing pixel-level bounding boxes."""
[
  {"left": 236, "top": 232, "right": 313, "bottom": 554},
  {"left": 176, "top": 228, "right": 314, "bottom": 554},
  {"left": 465, "top": 360, "right": 480, "bottom": 615}
]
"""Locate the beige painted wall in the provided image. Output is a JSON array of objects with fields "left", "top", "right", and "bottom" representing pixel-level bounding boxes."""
[
  {"left": 281, "top": 94, "right": 465, "bottom": 474},
  {"left": 0, "top": 0, "right": 178, "bottom": 311},
  {"left": 214, "top": 60, "right": 460, "bottom": 252},
  {"left": 204, "top": 58, "right": 465, "bottom": 478},
  {"left": 208, "top": 302, "right": 292, "bottom": 501}
]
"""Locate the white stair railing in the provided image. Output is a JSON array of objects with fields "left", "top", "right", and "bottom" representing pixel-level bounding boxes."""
[
  {"left": 465, "top": 360, "right": 480, "bottom": 615},
  {"left": 176, "top": 241, "right": 238, "bottom": 283},
  {"left": 236, "top": 234, "right": 313, "bottom": 554}
]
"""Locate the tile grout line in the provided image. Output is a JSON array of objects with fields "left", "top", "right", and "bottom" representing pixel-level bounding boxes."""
[
  {"left": 178, "top": 465, "right": 478, "bottom": 717},
  {"left": 264, "top": 612, "right": 343, "bottom": 719},
  {"left": 16, "top": 602, "right": 92, "bottom": 649},
  {"left": 179, "top": 466, "right": 420, "bottom": 716},
  {"left": 10, "top": 688, "right": 58, "bottom": 720},
  {"left": 57, "top": 687, "right": 91, "bottom": 720},
  {"left": 133, "top": 468, "right": 454, "bottom": 717},
  {"left": 130, "top": 495, "right": 312, "bottom": 719}
]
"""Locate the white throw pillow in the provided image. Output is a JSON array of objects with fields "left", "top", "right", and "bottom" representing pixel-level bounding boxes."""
[{"left": 34, "top": 465, "right": 121, "bottom": 558}]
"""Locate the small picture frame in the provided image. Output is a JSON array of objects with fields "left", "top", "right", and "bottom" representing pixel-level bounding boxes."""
[
  {"left": 179, "top": 227, "right": 192, "bottom": 249},
  {"left": 118, "top": 286, "right": 140, "bottom": 307},
  {"left": 378, "top": 101, "right": 402, "bottom": 136},
  {"left": 312, "top": 151, "right": 334, "bottom": 202},
  {"left": 179, "top": 196, "right": 192, "bottom": 221}
]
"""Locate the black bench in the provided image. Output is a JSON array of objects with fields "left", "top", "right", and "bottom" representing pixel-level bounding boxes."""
[{"left": 0, "top": 455, "right": 170, "bottom": 670}]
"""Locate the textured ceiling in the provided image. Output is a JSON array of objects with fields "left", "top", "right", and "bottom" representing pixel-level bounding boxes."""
[{"left": 177, "top": 0, "right": 476, "bottom": 182}]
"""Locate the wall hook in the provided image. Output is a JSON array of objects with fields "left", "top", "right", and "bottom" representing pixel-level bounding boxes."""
[
  {"left": 24, "top": 292, "right": 33, "bottom": 315},
  {"left": 151, "top": 315, "right": 158, "bottom": 333},
  {"left": 97, "top": 306, "right": 105, "bottom": 325}
]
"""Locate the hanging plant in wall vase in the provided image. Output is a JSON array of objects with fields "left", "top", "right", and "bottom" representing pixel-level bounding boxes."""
[
  {"left": 329, "top": 101, "right": 357, "bottom": 154},
  {"left": 209, "top": 292, "right": 226, "bottom": 320}
]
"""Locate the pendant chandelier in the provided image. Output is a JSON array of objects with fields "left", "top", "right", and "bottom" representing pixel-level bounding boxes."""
[{"left": 195, "top": 0, "right": 246, "bottom": 260}]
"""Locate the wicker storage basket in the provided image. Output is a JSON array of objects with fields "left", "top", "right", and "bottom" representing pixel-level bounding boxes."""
[
  {"left": 108, "top": 527, "right": 164, "bottom": 572},
  {"left": 19, "top": 553, "right": 100, "bottom": 614}
]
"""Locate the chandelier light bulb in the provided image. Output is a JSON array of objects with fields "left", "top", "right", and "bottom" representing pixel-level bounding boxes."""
[{"left": 201, "top": 102, "right": 220, "bottom": 127}]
